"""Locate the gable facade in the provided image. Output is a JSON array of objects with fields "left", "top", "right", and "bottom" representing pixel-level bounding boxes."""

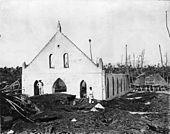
[{"left": 22, "top": 22, "right": 130, "bottom": 100}]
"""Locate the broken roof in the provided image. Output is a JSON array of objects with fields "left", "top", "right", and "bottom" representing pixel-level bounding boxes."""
[{"left": 134, "top": 73, "right": 168, "bottom": 86}]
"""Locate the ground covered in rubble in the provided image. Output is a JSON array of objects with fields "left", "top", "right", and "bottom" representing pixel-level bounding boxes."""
[{"left": 4, "top": 92, "right": 170, "bottom": 134}]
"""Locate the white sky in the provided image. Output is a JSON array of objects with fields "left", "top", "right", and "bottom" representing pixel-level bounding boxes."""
[{"left": 0, "top": 0, "right": 170, "bottom": 67}]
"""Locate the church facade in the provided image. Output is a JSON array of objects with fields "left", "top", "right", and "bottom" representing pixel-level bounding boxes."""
[{"left": 22, "top": 22, "right": 130, "bottom": 100}]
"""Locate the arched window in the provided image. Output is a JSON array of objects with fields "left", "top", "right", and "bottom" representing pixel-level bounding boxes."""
[
  {"left": 112, "top": 77, "right": 114, "bottom": 96},
  {"left": 49, "top": 54, "right": 54, "bottom": 68},
  {"left": 117, "top": 78, "right": 119, "bottom": 94},
  {"left": 63, "top": 53, "right": 69, "bottom": 68}
]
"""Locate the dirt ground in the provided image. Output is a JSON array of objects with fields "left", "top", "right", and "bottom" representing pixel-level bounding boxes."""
[{"left": 2, "top": 91, "right": 170, "bottom": 134}]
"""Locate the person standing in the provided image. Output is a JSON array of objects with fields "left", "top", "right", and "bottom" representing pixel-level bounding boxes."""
[
  {"left": 37, "top": 80, "right": 44, "bottom": 95},
  {"left": 88, "top": 87, "right": 94, "bottom": 103}
]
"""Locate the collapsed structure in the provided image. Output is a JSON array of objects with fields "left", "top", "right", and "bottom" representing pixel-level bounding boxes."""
[
  {"left": 22, "top": 22, "right": 130, "bottom": 100},
  {"left": 132, "top": 73, "right": 168, "bottom": 91}
]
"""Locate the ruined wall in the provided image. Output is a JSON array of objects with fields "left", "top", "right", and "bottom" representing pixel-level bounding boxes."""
[
  {"left": 22, "top": 31, "right": 104, "bottom": 100},
  {"left": 105, "top": 73, "right": 130, "bottom": 100}
]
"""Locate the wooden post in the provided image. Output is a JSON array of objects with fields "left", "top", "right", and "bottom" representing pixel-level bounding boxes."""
[
  {"left": 133, "top": 53, "right": 135, "bottom": 68},
  {"left": 121, "top": 55, "right": 123, "bottom": 65},
  {"left": 125, "top": 45, "right": 130, "bottom": 86},
  {"left": 165, "top": 53, "right": 168, "bottom": 83},
  {"left": 165, "top": 11, "right": 169, "bottom": 83},
  {"left": 166, "top": 11, "right": 170, "bottom": 38},
  {"left": 159, "top": 44, "right": 164, "bottom": 79},
  {"left": 165, "top": 53, "right": 168, "bottom": 67},
  {"left": 125, "top": 44, "right": 129, "bottom": 74},
  {"left": 125, "top": 44, "right": 128, "bottom": 68},
  {"left": 89, "top": 39, "right": 93, "bottom": 61},
  {"left": 159, "top": 45, "right": 163, "bottom": 67}
]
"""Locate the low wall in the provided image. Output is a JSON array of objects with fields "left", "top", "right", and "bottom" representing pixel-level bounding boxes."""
[{"left": 105, "top": 73, "right": 131, "bottom": 100}]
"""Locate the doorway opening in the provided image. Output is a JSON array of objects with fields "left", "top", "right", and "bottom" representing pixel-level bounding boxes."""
[
  {"left": 80, "top": 80, "right": 87, "bottom": 98},
  {"left": 52, "top": 78, "right": 67, "bottom": 93},
  {"left": 34, "top": 80, "right": 39, "bottom": 95}
]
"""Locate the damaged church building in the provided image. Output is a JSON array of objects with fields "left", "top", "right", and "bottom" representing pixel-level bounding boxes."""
[{"left": 22, "top": 22, "right": 130, "bottom": 100}]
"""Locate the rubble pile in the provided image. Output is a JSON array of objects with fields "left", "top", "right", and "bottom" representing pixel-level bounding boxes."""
[
  {"left": 0, "top": 89, "right": 38, "bottom": 132},
  {"left": 1, "top": 92, "right": 170, "bottom": 134},
  {"left": 30, "top": 93, "right": 76, "bottom": 112}
]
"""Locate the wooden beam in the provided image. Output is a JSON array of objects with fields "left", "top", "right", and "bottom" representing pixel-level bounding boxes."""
[{"left": 166, "top": 11, "right": 170, "bottom": 38}]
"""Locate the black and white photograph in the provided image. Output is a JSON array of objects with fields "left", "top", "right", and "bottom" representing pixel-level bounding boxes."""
[{"left": 0, "top": 0, "right": 170, "bottom": 133}]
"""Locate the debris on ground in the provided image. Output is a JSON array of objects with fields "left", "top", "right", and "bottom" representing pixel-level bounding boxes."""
[
  {"left": 90, "top": 107, "right": 98, "bottom": 112},
  {"left": 0, "top": 87, "right": 38, "bottom": 131},
  {"left": 1, "top": 92, "right": 170, "bottom": 134},
  {"left": 94, "top": 103, "right": 105, "bottom": 109},
  {"left": 71, "top": 118, "right": 77, "bottom": 122}
]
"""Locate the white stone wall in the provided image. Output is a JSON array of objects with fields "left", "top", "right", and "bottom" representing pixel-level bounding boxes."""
[
  {"left": 22, "top": 27, "right": 131, "bottom": 101},
  {"left": 22, "top": 31, "right": 104, "bottom": 100},
  {"left": 22, "top": 71, "right": 104, "bottom": 100},
  {"left": 105, "top": 73, "right": 130, "bottom": 100}
]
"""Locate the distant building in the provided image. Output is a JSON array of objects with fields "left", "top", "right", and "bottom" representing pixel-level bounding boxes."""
[
  {"left": 132, "top": 73, "right": 168, "bottom": 91},
  {"left": 22, "top": 21, "right": 130, "bottom": 100}
]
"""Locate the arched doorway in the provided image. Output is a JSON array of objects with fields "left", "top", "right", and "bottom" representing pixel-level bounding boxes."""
[
  {"left": 80, "top": 80, "right": 87, "bottom": 98},
  {"left": 34, "top": 80, "right": 39, "bottom": 96},
  {"left": 52, "top": 78, "right": 67, "bottom": 93}
]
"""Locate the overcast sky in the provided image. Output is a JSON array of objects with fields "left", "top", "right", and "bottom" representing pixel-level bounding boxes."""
[{"left": 0, "top": 0, "right": 170, "bottom": 67}]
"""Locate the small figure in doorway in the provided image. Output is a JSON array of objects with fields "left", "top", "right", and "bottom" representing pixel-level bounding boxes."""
[
  {"left": 88, "top": 87, "right": 94, "bottom": 103},
  {"left": 37, "top": 80, "right": 44, "bottom": 95}
]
